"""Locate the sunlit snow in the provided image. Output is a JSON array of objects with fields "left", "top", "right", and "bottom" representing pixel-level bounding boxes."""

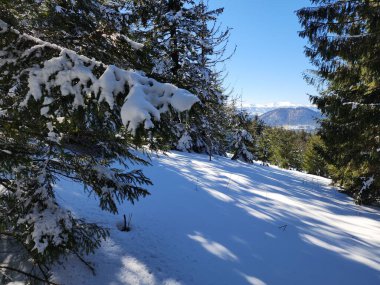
[{"left": 52, "top": 151, "right": 380, "bottom": 285}]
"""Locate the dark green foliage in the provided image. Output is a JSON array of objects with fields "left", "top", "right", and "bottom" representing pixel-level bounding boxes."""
[
  {"left": 0, "top": 1, "right": 202, "bottom": 281},
  {"left": 302, "top": 135, "right": 329, "bottom": 177},
  {"left": 0, "top": 0, "right": 150, "bottom": 70},
  {"left": 0, "top": 24, "right": 152, "bottom": 277},
  {"left": 128, "top": 0, "right": 232, "bottom": 155},
  {"left": 258, "top": 128, "right": 310, "bottom": 170},
  {"left": 229, "top": 110, "right": 255, "bottom": 163},
  {"left": 298, "top": 0, "right": 380, "bottom": 204}
]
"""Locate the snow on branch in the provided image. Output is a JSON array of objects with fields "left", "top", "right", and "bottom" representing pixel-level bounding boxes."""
[
  {"left": 0, "top": 19, "right": 199, "bottom": 134},
  {"left": 342, "top": 101, "right": 380, "bottom": 110},
  {"left": 359, "top": 176, "right": 374, "bottom": 195}
]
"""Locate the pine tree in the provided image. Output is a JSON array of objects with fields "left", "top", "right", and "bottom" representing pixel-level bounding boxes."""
[
  {"left": 128, "top": 0, "right": 232, "bottom": 156},
  {"left": 260, "top": 128, "right": 308, "bottom": 170},
  {"left": 1, "top": 0, "right": 150, "bottom": 70},
  {"left": 303, "top": 135, "right": 329, "bottom": 177},
  {"left": 256, "top": 127, "right": 272, "bottom": 166},
  {"left": 248, "top": 115, "right": 266, "bottom": 158},
  {"left": 298, "top": 0, "right": 380, "bottom": 204},
  {"left": 0, "top": 11, "right": 198, "bottom": 282},
  {"left": 229, "top": 110, "right": 255, "bottom": 163}
]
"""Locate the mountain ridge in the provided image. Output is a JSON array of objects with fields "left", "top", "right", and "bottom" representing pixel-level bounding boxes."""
[
  {"left": 257, "top": 106, "right": 322, "bottom": 131},
  {"left": 243, "top": 102, "right": 319, "bottom": 116}
]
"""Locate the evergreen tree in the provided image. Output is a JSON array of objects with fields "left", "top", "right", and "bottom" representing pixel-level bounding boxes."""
[
  {"left": 128, "top": 0, "right": 232, "bottom": 156},
  {"left": 298, "top": 0, "right": 380, "bottom": 204},
  {"left": 250, "top": 115, "right": 265, "bottom": 137},
  {"left": 268, "top": 128, "right": 294, "bottom": 169},
  {"left": 0, "top": 12, "right": 197, "bottom": 282},
  {"left": 260, "top": 128, "right": 308, "bottom": 170},
  {"left": 229, "top": 110, "right": 255, "bottom": 163},
  {"left": 303, "top": 135, "right": 329, "bottom": 177},
  {"left": 248, "top": 115, "right": 266, "bottom": 158},
  {"left": 256, "top": 127, "right": 272, "bottom": 166},
  {"left": 1, "top": 0, "right": 149, "bottom": 70}
]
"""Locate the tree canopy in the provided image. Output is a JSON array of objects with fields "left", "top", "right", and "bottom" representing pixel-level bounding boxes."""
[{"left": 298, "top": 0, "right": 380, "bottom": 204}]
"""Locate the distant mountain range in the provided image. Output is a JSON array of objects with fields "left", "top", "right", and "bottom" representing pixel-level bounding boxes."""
[
  {"left": 258, "top": 107, "right": 322, "bottom": 131},
  {"left": 243, "top": 103, "right": 322, "bottom": 131},
  {"left": 243, "top": 102, "right": 319, "bottom": 116}
]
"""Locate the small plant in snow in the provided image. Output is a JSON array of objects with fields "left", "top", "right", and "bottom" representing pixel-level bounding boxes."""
[{"left": 117, "top": 214, "right": 133, "bottom": 232}]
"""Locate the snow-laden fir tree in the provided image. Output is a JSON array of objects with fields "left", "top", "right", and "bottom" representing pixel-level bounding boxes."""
[
  {"left": 0, "top": 12, "right": 198, "bottom": 284},
  {"left": 1, "top": 0, "right": 149, "bottom": 70},
  {"left": 127, "top": 0, "right": 232, "bottom": 156},
  {"left": 229, "top": 110, "right": 255, "bottom": 163},
  {"left": 298, "top": 0, "right": 380, "bottom": 204}
]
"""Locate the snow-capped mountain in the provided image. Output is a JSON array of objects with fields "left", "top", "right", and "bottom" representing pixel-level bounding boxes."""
[
  {"left": 243, "top": 102, "right": 319, "bottom": 116},
  {"left": 259, "top": 106, "right": 322, "bottom": 131}
]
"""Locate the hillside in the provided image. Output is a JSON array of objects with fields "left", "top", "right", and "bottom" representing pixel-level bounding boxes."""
[
  {"left": 259, "top": 107, "right": 322, "bottom": 130},
  {"left": 51, "top": 152, "right": 380, "bottom": 285},
  {"left": 243, "top": 102, "right": 319, "bottom": 116}
]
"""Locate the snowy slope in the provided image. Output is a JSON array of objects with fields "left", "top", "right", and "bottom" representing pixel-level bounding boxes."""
[{"left": 52, "top": 152, "right": 380, "bottom": 285}]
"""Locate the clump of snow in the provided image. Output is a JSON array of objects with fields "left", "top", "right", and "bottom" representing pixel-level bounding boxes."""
[
  {"left": 11, "top": 165, "right": 74, "bottom": 254},
  {"left": 343, "top": 101, "right": 380, "bottom": 110},
  {"left": 109, "top": 33, "right": 144, "bottom": 50},
  {"left": 152, "top": 58, "right": 170, "bottom": 75},
  {"left": 0, "top": 19, "right": 8, "bottom": 33},
  {"left": 125, "top": 37, "right": 144, "bottom": 50},
  {"left": 2, "top": 21, "right": 199, "bottom": 135},
  {"left": 18, "top": 204, "right": 72, "bottom": 253},
  {"left": 55, "top": 5, "right": 64, "bottom": 13},
  {"left": 360, "top": 176, "right": 374, "bottom": 194},
  {"left": 40, "top": 106, "right": 49, "bottom": 116},
  {"left": 176, "top": 131, "right": 193, "bottom": 151},
  {"left": 23, "top": 49, "right": 199, "bottom": 134}
]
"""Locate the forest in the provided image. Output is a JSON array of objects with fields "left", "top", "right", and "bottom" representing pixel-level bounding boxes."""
[{"left": 0, "top": 0, "right": 379, "bottom": 284}]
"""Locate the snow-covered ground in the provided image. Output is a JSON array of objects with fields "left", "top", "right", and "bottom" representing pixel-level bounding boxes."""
[{"left": 52, "top": 151, "right": 380, "bottom": 285}]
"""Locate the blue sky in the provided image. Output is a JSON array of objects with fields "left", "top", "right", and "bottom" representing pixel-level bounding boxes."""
[{"left": 210, "top": 0, "right": 316, "bottom": 106}]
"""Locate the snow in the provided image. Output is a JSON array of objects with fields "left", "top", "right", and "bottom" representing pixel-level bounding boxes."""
[
  {"left": 18, "top": 205, "right": 72, "bottom": 253},
  {"left": 52, "top": 151, "right": 380, "bottom": 285},
  {"left": 125, "top": 36, "right": 144, "bottom": 50},
  {"left": 23, "top": 49, "right": 198, "bottom": 133},
  {"left": 3, "top": 23, "right": 199, "bottom": 134},
  {"left": 40, "top": 106, "right": 49, "bottom": 116},
  {"left": 55, "top": 5, "right": 63, "bottom": 13},
  {"left": 176, "top": 132, "right": 193, "bottom": 151},
  {"left": 0, "top": 19, "right": 8, "bottom": 33},
  {"left": 360, "top": 176, "right": 375, "bottom": 194},
  {"left": 243, "top": 102, "right": 318, "bottom": 116},
  {"left": 343, "top": 101, "right": 380, "bottom": 110},
  {"left": 243, "top": 102, "right": 314, "bottom": 109}
]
